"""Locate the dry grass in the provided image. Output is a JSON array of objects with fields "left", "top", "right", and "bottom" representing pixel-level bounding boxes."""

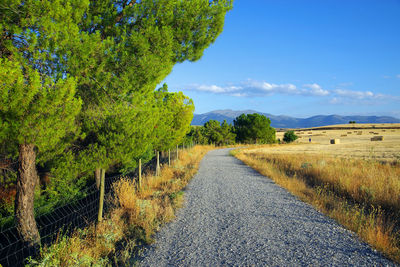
[
  {"left": 275, "top": 125, "right": 400, "bottom": 162},
  {"left": 32, "top": 145, "right": 213, "bottom": 266},
  {"left": 233, "top": 147, "right": 400, "bottom": 263}
]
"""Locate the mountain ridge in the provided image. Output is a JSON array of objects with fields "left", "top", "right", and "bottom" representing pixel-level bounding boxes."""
[{"left": 191, "top": 109, "right": 400, "bottom": 128}]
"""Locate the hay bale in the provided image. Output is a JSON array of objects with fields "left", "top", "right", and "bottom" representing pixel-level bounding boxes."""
[
  {"left": 347, "top": 132, "right": 352, "bottom": 134},
  {"left": 371, "top": 136, "right": 384, "bottom": 141},
  {"left": 340, "top": 134, "right": 347, "bottom": 137},
  {"left": 330, "top": 139, "right": 340, "bottom": 144}
]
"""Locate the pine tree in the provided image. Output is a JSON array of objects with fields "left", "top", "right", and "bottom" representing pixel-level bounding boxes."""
[
  {"left": 71, "top": 0, "right": 232, "bottom": 177},
  {"left": 220, "top": 120, "right": 236, "bottom": 145},
  {"left": 234, "top": 113, "right": 276, "bottom": 144},
  {"left": 0, "top": 60, "right": 81, "bottom": 247},
  {"left": 0, "top": 0, "right": 232, "bottom": 248},
  {"left": 0, "top": 0, "right": 87, "bottom": 247},
  {"left": 153, "top": 86, "right": 194, "bottom": 152}
]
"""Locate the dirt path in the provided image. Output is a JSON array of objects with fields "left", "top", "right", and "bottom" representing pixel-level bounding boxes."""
[{"left": 137, "top": 148, "right": 396, "bottom": 266}]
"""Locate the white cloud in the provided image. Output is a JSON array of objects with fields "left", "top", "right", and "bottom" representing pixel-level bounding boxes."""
[
  {"left": 188, "top": 84, "right": 242, "bottom": 94},
  {"left": 185, "top": 79, "right": 399, "bottom": 103},
  {"left": 188, "top": 80, "right": 330, "bottom": 97},
  {"left": 334, "top": 89, "right": 375, "bottom": 99},
  {"left": 396, "top": 74, "right": 400, "bottom": 79},
  {"left": 242, "top": 80, "right": 299, "bottom": 95},
  {"left": 303, "top": 83, "right": 330, "bottom": 96},
  {"left": 329, "top": 97, "right": 339, "bottom": 104}
]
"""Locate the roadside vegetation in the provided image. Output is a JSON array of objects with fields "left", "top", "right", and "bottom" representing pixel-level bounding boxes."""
[
  {"left": 0, "top": 0, "right": 232, "bottom": 256},
  {"left": 232, "top": 146, "right": 400, "bottom": 263},
  {"left": 28, "top": 145, "right": 213, "bottom": 266},
  {"left": 186, "top": 113, "right": 276, "bottom": 146}
]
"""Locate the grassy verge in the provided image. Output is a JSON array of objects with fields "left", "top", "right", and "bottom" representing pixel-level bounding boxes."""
[
  {"left": 231, "top": 146, "right": 400, "bottom": 263},
  {"left": 28, "top": 145, "right": 213, "bottom": 266}
]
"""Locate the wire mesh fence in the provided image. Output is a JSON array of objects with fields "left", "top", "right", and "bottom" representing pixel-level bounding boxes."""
[
  {"left": 0, "top": 149, "right": 180, "bottom": 267},
  {"left": 0, "top": 173, "right": 122, "bottom": 267}
]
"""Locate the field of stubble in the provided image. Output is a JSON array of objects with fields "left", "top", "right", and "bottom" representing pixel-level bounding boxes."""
[{"left": 273, "top": 123, "right": 400, "bottom": 162}]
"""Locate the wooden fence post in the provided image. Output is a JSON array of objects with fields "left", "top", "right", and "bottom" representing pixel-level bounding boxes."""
[
  {"left": 156, "top": 150, "right": 160, "bottom": 176},
  {"left": 98, "top": 168, "right": 105, "bottom": 222},
  {"left": 139, "top": 158, "right": 142, "bottom": 188},
  {"left": 94, "top": 168, "right": 101, "bottom": 190}
]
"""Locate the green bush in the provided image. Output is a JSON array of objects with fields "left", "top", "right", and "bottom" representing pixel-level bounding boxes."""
[{"left": 283, "top": 130, "right": 298, "bottom": 143}]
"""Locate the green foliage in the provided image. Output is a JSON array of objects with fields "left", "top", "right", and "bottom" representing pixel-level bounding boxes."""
[
  {"left": 349, "top": 121, "right": 356, "bottom": 124},
  {"left": 0, "top": 0, "right": 88, "bottom": 160},
  {"left": 0, "top": 59, "right": 82, "bottom": 155},
  {"left": 220, "top": 120, "right": 237, "bottom": 145},
  {"left": 153, "top": 86, "right": 194, "bottom": 151},
  {"left": 187, "top": 120, "right": 236, "bottom": 146},
  {"left": 283, "top": 130, "right": 298, "bottom": 143},
  {"left": 188, "top": 126, "right": 208, "bottom": 145},
  {"left": 0, "top": 1, "right": 87, "bottom": 239},
  {"left": 233, "top": 113, "right": 276, "bottom": 144},
  {"left": 0, "top": 58, "right": 84, "bottom": 223},
  {"left": 0, "top": 0, "right": 232, "bottom": 236},
  {"left": 203, "top": 119, "right": 236, "bottom": 146},
  {"left": 69, "top": 0, "right": 230, "bottom": 173},
  {"left": 26, "top": 231, "right": 111, "bottom": 267},
  {"left": 203, "top": 120, "right": 224, "bottom": 145}
]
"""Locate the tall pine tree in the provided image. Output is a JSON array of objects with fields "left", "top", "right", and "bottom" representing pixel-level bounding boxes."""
[{"left": 0, "top": 0, "right": 87, "bottom": 247}]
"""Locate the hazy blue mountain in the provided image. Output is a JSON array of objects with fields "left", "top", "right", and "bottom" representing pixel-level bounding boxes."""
[{"left": 191, "top": 109, "right": 400, "bottom": 128}]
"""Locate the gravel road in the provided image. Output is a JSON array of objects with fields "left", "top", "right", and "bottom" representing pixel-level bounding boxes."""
[{"left": 137, "top": 148, "right": 396, "bottom": 266}]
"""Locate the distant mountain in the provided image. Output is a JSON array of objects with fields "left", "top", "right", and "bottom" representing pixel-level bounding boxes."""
[{"left": 191, "top": 109, "right": 400, "bottom": 128}]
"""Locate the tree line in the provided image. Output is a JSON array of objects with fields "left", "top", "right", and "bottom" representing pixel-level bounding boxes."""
[
  {"left": 0, "top": 0, "right": 232, "bottom": 250},
  {"left": 185, "top": 113, "right": 277, "bottom": 146}
]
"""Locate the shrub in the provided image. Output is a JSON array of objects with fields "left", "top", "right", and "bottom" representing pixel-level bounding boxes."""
[{"left": 283, "top": 130, "right": 298, "bottom": 143}]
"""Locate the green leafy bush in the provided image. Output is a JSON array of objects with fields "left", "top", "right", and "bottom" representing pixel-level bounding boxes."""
[{"left": 283, "top": 130, "right": 298, "bottom": 143}]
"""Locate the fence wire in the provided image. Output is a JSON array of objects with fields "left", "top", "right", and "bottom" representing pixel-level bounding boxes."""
[
  {"left": 0, "top": 173, "right": 122, "bottom": 266},
  {"left": 0, "top": 150, "right": 177, "bottom": 267}
]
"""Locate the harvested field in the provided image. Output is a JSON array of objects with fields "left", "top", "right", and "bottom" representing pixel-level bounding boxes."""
[{"left": 275, "top": 124, "right": 400, "bottom": 162}]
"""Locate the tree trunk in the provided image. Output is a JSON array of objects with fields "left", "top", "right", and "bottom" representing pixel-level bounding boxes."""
[
  {"left": 94, "top": 168, "right": 101, "bottom": 190},
  {"left": 15, "top": 143, "right": 40, "bottom": 248},
  {"left": 168, "top": 149, "right": 171, "bottom": 166}
]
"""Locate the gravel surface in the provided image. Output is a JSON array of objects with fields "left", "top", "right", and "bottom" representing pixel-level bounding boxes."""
[{"left": 137, "top": 148, "right": 396, "bottom": 266}]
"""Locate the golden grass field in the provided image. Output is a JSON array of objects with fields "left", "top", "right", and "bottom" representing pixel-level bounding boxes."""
[{"left": 274, "top": 123, "right": 400, "bottom": 162}]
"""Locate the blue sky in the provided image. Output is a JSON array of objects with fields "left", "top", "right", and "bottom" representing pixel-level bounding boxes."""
[{"left": 164, "top": 0, "right": 400, "bottom": 118}]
